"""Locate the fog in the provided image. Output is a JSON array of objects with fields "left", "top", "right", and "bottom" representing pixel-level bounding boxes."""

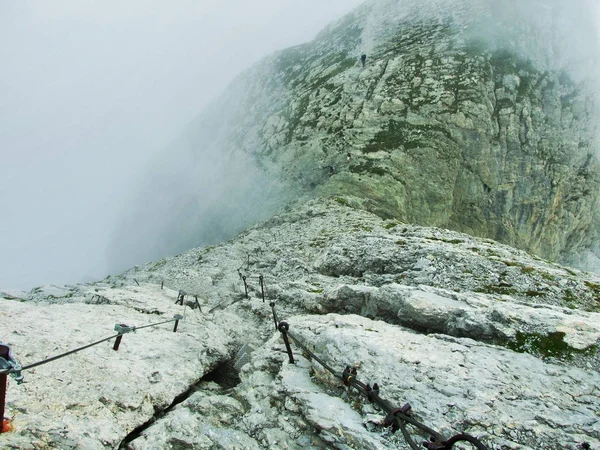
[
  {"left": 0, "top": 0, "right": 365, "bottom": 290},
  {"left": 3, "top": 0, "right": 600, "bottom": 291}
]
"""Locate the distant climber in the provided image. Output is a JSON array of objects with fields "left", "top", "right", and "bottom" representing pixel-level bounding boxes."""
[
  {"left": 347, "top": 152, "right": 352, "bottom": 163},
  {"left": 361, "top": 54, "right": 367, "bottom": 67},
  {"left": 328, "top": 165, "right": 335, "bottom": 176}
]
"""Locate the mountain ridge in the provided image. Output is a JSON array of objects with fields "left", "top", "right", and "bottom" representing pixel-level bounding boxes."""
[
  {"left": 4, "top": 1, "right": 600, "bottom": 448},
  {"left": 3, "top": 197, "right": 600, "bottom": 448},
  {"left": 110, "top": 0, "right": 600, "bottom": 273}
]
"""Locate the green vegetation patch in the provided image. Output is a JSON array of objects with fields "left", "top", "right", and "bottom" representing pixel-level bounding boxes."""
[
  {"left": 353, "top": 224, "right": 373, "bottom": 232},
  {"left": 525, "top": 290, "right": 545, "bottom": 297},
  {"left": 427, "top": 236, "right": 463, "bottom": 244},
  {"left": 363, "top": 120, "right": 453, "bottom": 154},
  {"left": 475, "top": 283, "right": 518, "bottom": 296},
  {"left": 584, "top": 281, "right": 600, "bottom": 310},
  {"left": 584, "top": 280, "right": 600, "bottom": 297},
  {"left": 506, "top": 331, "right": 596, "bottom": 360},
  {"left": 503, "top": 260, "right": 521, "bottom": 267},
  {"left": 349, "top": 161, "right": 388, "bottom": 177},
  {"left": 334, "top": 197, "right": 350, "bottom": 207}
]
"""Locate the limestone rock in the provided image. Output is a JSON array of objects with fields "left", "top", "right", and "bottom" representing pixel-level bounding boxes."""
[
  {"left": 115, "top": 0, "right": 600, "bottom": 269},
  {"left": 2, "top": 198, "right": 600, "bottom": 449}
]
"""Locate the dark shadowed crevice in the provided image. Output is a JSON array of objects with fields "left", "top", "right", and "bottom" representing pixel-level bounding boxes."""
[
  {"left": 117, "top": 357, "right": 243, "bottom": 449},
  {"left": 200, "top": 359, "right": 242, "bottom": 389}
]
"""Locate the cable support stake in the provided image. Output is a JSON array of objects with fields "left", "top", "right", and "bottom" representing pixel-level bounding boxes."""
[
  {"left": 113, "top": 323, "right": 136, "bottom": 351},
  {"left": 269, "top": 302, "right": 278, "bottom": 331},
  {"left": 277, "top": 322, "right": 295, "bottom": 364},
  {"left": 173, "top": 314, "right": 183, "bottom": 332},
  {"left": 259, "top": 275, "right": 265, "bottom": 302},
  {"left": 242, "top": 276, "right": 248, "bottom": 299}
]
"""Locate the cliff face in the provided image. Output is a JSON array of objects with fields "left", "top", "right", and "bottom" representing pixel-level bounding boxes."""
[
  {"left": 251, "top": 0, "right": 600, "bottom": 265},
  {"left": 132, "top": 0, "right": 600, "bottom": 269}
]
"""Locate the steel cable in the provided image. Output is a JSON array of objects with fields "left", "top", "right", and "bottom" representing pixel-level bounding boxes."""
[
  {"left": 279, "top": 319, "right": 488, "bottom": 450},
  {"left": 18, "top": 317, "right": 178, "bottom": 372}
]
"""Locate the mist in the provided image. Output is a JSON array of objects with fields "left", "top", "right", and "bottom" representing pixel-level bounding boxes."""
[
  {"left": 3, "top": 0, "right": 600, "bottom": 291},
  {"left": 0, "top": 0, "right": 365, "bottom": 290}
]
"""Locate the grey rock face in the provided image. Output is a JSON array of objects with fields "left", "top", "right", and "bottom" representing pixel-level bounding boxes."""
[
  {"left": 2, "top": 198, "right": 600, "bottom": 449},
  {"left": 4, "top": 1, "right": 600, "bottom": 449},
  {"left": 260, "top": 1, "right": 600, "bottom": 264},
  {"left": 133, "top": 0, "right": 600, "bottom": 267}
]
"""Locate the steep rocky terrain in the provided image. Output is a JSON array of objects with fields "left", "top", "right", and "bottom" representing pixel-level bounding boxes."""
[
  {"left": 248, "top": 0, "right": 600, "bottom": 266},
  {"left": 2, "top": 198, "right": 600, "bottom": 449},
  {"left": 112, "top": 0, "right": 600, "bottom": 270},
  {"left": 4, "top": 1, "right": 600, "bottom": 449}
]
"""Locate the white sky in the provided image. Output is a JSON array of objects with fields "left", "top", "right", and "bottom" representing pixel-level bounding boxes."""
[{"left": 0, "top": 0, "right": 365, "bottom": 290}]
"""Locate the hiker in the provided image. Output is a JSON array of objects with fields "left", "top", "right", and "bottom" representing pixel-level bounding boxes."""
[
  {"left": 361, "top": 54, "right": 367, "bottom": 67},
  {"left": 347, "top": 152, "right": 352, "bottom": 163}
]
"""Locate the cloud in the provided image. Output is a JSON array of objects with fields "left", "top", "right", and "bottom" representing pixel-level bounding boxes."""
[{"left": 0, "top": 0, "right": 365, "bottom": 289}]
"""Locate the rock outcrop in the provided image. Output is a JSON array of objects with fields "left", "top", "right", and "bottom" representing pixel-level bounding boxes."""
[
  {"left": 112, "top": 0, "right": 600, "bottom": 270},
  {"left": 3, "top": 198, "right": 600, "bottom": 449},
  {"left": 251, "top": 0, "right": 600, "bottom": 265}
]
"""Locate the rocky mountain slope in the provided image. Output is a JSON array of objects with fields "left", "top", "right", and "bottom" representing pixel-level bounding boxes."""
[
  {"left": 2, "top": 197, "right": 600, "bottom": 449},
  {"left": 112, "top": 0, "right": 600, "bottom": 271},
  {"left": 4, "top": 1, "right": 600, "bottom": 449},
  {"left": 245, "top": 0, "right": 600, "bottom": 266}
]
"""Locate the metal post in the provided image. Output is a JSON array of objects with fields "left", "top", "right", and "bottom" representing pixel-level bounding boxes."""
[
  {"left": 113, "top": 335, "right": 123, "bottom": 351},
  {"left": 278, "top": 322, "right": 295, "bottom": 364},
  {"left": 242, "top": 276, "right": 248, "bottom": 298},
  {"left": 0, "top": 370, "right": 7, "bottom": 433},
  {"left": 161, "top": 281, "right": 164, "bottom": 289},
  {"left": 270, "top": 302, "right": 278, "bottom": 330},
  {"left": 134, "top": 279, "right": 139, "bottom": 286},
  {"left": 173, "top": 314, "right": 183, "bottom": 332},
  {"left": 113, "top": 324, "right": 133, "bottom": 351},
  {"left": 259, "top": 275, "right": 265, "bottom": 302},
  {"left": 195, "top": 295, "right": 201, "bottom": 310}
]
